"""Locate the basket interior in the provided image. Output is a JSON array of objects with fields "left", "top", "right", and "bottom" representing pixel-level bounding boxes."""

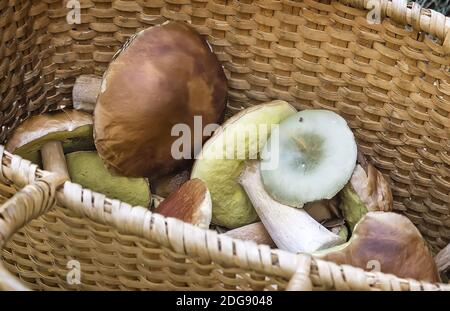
[{"left": 0, "top": 0, "right": 449, "bottom": 290}]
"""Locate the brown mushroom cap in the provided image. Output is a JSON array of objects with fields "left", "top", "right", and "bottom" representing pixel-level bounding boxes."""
[
  {"left": 94, "top": 21, "right": 227, "bottom": 178},
  {"left": 315, "top": 212, "right": 440, "bottom": 282},
  {"left": 154, "top": 178, "right": 212, "bottom": 228},
  {"left": 6, "top": 110, "right": 94, "bottom": 164}
]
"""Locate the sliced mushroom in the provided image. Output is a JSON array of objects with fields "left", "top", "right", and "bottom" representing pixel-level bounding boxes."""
[
  {"left": 314, "top": 212, "right": 440, "bottom": 283},
  {"left": 154, "top": 179, "right": 212, "bottom": 228},
  {"left": 6, "top": 110, "right": 94, "bottom": 184},
  {"left": 66, "top": 151, "right": 151, "bottom": 208},
  {"left": 239, "top": 162, "right": 344, "bottom": 253}
]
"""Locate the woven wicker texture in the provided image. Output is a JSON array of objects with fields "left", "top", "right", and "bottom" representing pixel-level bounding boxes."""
[
  {"left": 0, "top": 150, "right": 449, "bottom": 291},
  {"left": 418, "top": 0, "right": 450, "bottom": 16},
  {"left": 0, "top": 0, "right": 449, "bottom": 290}
]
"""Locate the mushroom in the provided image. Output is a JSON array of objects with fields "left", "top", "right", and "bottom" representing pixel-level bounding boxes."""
[
  {"left": 6, "top": 110, "right": 94, "bottom": 184},
  {"left": 259, "top": 109, "right": 357, "bottom": 207},
  {"left": 340, "top": 162, "right": 393, "bottom": 230},
  {"left": 191, "top": 100, "right": 297, "bottom": 228},
  {"left": 224, "top": 222, "right": 275, "bottom": 247},
  {"left": 222, "top": 208, "right": 347, "bottom": 248},
  {"left": 239, "top": 162, "right": 345, "bottom": 253},
  {"left": 313, "top": 212, "right": 441, "bottom": 283},
  {"left": 238, "top": 109, "right": 358, "bottom": 253},
  {"left": 154, "top": 179, "right": 212, "bottom": 228},
  {"left": 66, "top": 151, "right": 151, "bottom": 207},
  {"left": 91, "top": 21, "right": 227, "bottom": 178}
]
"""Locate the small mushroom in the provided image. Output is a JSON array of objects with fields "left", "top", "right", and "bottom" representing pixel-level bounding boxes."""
[
  {"left": 239, "top": 162, "right": 345, "bottom": 253},
  {"left": 340, "top": 163, "right": 393, "bottom": 230},
  {"left": 313, "top": 212, "right": 440, "bottom": 283},
  {"left": 6, "top": 110, "right": 94, "bottom": 184},
  {"left": 66, "top": 151, "right": 151, "bottom": 208},
  {"left": 94, "top": 21, "right": 227, "bottom": 178},
  {"left": 154, "top": 179, "right": 212, "bottom": 228},
  {"left": 224, "top": 222, "right": 275, "bottom": 247}
]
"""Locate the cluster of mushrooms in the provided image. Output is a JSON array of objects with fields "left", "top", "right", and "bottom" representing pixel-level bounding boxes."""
[{"left": 7, "top": 22, "right": 441, "bottom": 283}]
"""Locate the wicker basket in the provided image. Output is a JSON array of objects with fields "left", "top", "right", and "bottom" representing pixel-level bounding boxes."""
[{"left": 0, "top": 0, "right": 449, "bottom": 291}]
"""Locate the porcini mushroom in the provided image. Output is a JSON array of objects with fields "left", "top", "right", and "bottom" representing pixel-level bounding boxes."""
[
  {"left": 313, "top": 212, "right": 440, "bottom": 283},
  {"left": 238, "top": 109, "right": 357, "bottom": 253},
  {"left": 239, "top": 162, "right": 345, "bottom": 253},
  {"left": 66, "top": 151, "right": 151, "bottom": 207},
  {"left": 154, "top": 179, "right": 212, "bottom": 228},
  {"left": 6, "top": 110, "right": 94, "bottom": 184},
  {"left": 93, "top": 21, "right": 227, "bottom": 178},
  {"left": 260, "top": 109, "right": 357, "bottom": 207},
  {"left": 191, "top": 100, "right": 297, "bottom": 228}
]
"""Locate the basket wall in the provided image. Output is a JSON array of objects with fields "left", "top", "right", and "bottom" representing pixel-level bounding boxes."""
[{"left": 0, "top": 0, "right": 449, "bottom": 290}]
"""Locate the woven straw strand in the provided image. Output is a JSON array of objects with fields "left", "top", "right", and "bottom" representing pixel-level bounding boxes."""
[
  {"left": 0, "top": 174, "right": 60, "bottom": 290},
  {"left": 0, "top": 0, "right": 449, "bottom": 291},
  {"left": 340, "top": 0, "right": 450, "bottom": 52}
]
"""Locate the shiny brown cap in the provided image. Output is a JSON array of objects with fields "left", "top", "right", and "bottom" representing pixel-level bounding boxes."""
[
  {"left": 94, "top": 21, "right": 227, "bottom": 178},
  {"left": 154, "top": 178, "right": 212, "bottom": 228},
  {"left": 6, "top": 110, "right": 93, "bottom": 154},
  {"left": 320, "top": 212, "right": 440, "bottom": 283}
]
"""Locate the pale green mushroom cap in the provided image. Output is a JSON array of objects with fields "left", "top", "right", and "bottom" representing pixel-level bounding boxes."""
[
  {"left": 191, "top": 100, "right": 297, "bottom": 228},
  {"left": 67, "top": 151, "right": 151, "bottom": 208},
  {"left": 260, "top": 109, "right": 357, "bottom": 207}
]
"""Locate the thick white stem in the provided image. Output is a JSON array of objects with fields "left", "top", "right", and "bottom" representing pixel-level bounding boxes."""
[
  {"left": 41, "top": 141, "right": 70, "bottom": 185},
  {"left": 225, "top": 222, "right": 275, "bottom": 247},
  {"left": 238, "top": 161, "right": 344, "bottom": 253}
]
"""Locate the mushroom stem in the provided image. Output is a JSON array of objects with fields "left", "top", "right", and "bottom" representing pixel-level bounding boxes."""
[
  {"left": 72, "top": 75, "right": 102, "bottom": 112},
  {"left": 41, "top": 141, "right": 70, "bottom": 184},
  {"left": 224, "top": 222, "right": 275, "bottom": 247},
  {"left": 238, "top": 161, "right": 344, "bottom": 253}
]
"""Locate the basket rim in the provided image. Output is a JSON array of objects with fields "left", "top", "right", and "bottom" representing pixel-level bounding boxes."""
[
  {"left": 339, "top": 0, "right": 450, "bottom": 53},
  {"left": 0, "top": 0, "right": 449, "bottom": 290},
  {"left": 0, "top": 148, "right": 448, "bottom": 291}
]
